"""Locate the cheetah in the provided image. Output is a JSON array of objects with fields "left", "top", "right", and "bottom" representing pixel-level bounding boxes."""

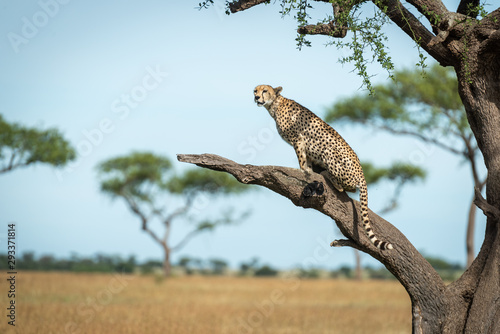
[{"left": 254, "top": 84, "right": 393, "bottom": 251}]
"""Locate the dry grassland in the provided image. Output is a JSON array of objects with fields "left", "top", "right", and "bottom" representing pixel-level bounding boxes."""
[{"left": 0, "top": 271, "right": 410, "bottom": 334}]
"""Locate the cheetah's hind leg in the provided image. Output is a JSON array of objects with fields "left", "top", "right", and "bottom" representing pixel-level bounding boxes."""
[{"left": 320, "top": 171, "right": 344, "bottom": 192}]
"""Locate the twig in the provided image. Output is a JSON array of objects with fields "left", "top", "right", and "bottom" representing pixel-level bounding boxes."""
[
  {"left": 330, "top": 238, "right": 362, "bottom": 251},
  {"left": 474, "top": 187, "right": 500, "bottom": 221}
]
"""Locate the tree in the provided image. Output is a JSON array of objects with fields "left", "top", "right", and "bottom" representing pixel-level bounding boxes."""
[
  {"left": 0, "top": 114, "right": 75, "bottom": 173},
  {"left": 326, "top": 63, "right": 484, "bottom": 268},
  {"left": 191, "top": 1, "right": 500, "bottom": 332},
  {"left": 96, "top": 151, "right": 250, "bottom": 276}
]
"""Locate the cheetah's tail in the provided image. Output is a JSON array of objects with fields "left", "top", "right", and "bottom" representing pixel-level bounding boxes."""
[{"left": 359, "top": 180, "right": 393, "bottom": 250}]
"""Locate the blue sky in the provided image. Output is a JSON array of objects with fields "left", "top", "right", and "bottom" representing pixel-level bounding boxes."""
[{"left": 0, "top": 1, "right": 488, "bottom": 270}]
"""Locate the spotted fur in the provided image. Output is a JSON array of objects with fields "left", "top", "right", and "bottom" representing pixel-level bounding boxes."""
[{"left": 254, "top": 84, "right": 393, "bottom": 250}]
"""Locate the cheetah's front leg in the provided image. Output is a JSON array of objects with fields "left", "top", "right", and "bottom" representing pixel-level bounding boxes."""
[{"left": 293, "top": 141, "right": 313, "bottom": 175}]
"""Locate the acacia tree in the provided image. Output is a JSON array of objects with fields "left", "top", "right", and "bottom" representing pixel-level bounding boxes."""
[
  {"left": 96, "top": 151, "right": 249, "bottom": 277},
  {"left": 0, "top": 114, "right": 75, "bottom": 173},
  {"left": 326, "top": 63, "right": 484, "bottom": 268},
  {"left": 189, "top": 1, "right": 500, "bottom": 332}
]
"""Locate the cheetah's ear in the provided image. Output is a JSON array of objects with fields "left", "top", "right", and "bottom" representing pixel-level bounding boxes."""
[{"left": 274, "top": 86, "right": 283, "bottom": 95}]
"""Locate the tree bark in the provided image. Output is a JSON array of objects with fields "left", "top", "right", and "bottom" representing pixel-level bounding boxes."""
[{"left": 453, "top": 25, "right": 500, "bottom": 332}]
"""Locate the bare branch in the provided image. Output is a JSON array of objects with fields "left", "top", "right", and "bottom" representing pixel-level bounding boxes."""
[
  {"left": 163, "top": 196, "right": 193, "bottom": 227},
  {"left": 177, "top": 153, "right": 446, "bottom": 296},
  {"left": 474, "top": 187, "right": 500, "bottom": 221},
  {"left": 330, "top": 238, "right": 362, "bottom": 251},
  {"left": 0, "top": 151, "right": 29, "bottom": 173},
  {"left": 228, "top": 0, "right": 269, "bottom": 13},
  {"left": 377, "top": 124, "right": 465, "bottom": 156},
  {"left": 0, "top": 153, "right": 17, "bottom": 173},
  {"left": 171, "top": 227, "right": 204, "bottom": 252},
  {"left": 298, "top": 22, "right": 347, "bottom": 37}
]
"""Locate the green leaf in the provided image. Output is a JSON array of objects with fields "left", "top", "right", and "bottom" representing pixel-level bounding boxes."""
[
  {"left": 166, "top": 168, "right": 249, "bottom": 195},
  {"left": 96, "top": 151, "right": 172, "bottom": 202}
]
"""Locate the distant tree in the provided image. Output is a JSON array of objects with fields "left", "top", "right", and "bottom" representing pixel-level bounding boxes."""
[
  {"left": 208, "top": 258, "right": 228, "bottom": 275},
  {"left": 239, "top": 257, "right": 260, "bottom": 276},
  {"left": 425, "top": 256, "right": 462, "bottom": 271},
  {"left": 20, "top": 252, "right": 37, "bottom": 270},
  {"left": 326, "top": 64, "right": 483, "bottom": 267},
  {"left": 254, "top": 264, "right": 279, "bottom": 277},
  {"left": 96, "top": 151, "right": 250, "bottom": 276},
  {"left": 0, "top": 114, "right": 75, "bottom": 173},
  {"left": 177, "top": 256, "right": 194, "bottom": 274}
]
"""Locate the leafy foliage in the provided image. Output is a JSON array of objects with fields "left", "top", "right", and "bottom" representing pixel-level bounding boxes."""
[
  {"left": 0, "top": 114, "right": 75, "bottom": 173},
  {"left": 97, "top": 151, "right": 173, "bottom": 202},
  {"left": 327, "top": 0, "right": 395, "bottom": 92},
  {"left": 326, "top": 63, "right": 472, "bottom": 158},
  {"left": 362, "top": 161, "right": 426, "bottom": 213},
  {"left": 0, "top": 251, "right": 137, "bottom": 273},
  {"left": 363, "top": 161, "right": 426, "bottom": 186},
  {"left": 166, "top": 168, "right": 249, "bottom": 195}
]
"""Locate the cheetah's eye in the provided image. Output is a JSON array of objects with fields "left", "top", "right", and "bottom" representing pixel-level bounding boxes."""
[
  {"left": 263, "top": 90, "right": 268, "bottom": 93},
  {"left": 253, "top": 90, "right": 257, "bottom": 94}
]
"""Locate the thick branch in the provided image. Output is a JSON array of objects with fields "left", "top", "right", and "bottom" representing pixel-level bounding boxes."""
[
  {"left": 228, "top": 0, "right": 269, "bottom": 13},
  {"left": 298, "top": 1, "right": 358, "bottom": 38},
  {"left": 375, "top": 0, "right": 453, "bottom": 66},
  {"left": 177, "top": 153, "right": 447, "bottom": 324},
  {"left": 405, "top": 0, "right": 448, "bottom": 23}
]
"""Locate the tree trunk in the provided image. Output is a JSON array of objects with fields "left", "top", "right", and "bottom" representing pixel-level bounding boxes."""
[
  {"left": 354, "top": 250, "right": 362, "bottom": 280},
  {"left": 451, "top": 36, "right": 500, "bottom": 332},
  {"left": 163, "top": 245, "right": 171, "bottom": 277},
  {"left": 466, "top": 196, "right": 476, "bottom": 268}
]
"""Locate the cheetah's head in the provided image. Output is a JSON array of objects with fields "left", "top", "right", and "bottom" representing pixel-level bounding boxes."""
[{"left": 254, "top": 85, "right": 282, "bottom": 108}]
